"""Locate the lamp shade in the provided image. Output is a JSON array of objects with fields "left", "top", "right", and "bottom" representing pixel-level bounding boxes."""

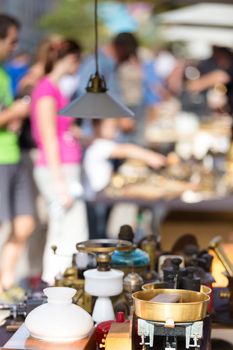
[{"left": 59, "top": 91, "right": 134, "bottom": 119}]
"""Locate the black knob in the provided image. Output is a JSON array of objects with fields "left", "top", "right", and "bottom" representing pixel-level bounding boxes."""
[
  {"left": 118, "top": 225, "right": 134, "bottom": 243},
  {"left": 165, "top": 274, "right": 175, "bottom": 289},
  {"left": 186, "top": 266, "right": 196, "bottom": 278},
  {"left": 182, "top": 266, "right": 200, "bottom": 291},
  {"left": 171, "top": 258, "right": 182, "bottom": 272}
]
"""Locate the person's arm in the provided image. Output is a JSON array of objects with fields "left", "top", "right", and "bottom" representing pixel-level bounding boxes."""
[
  {"left": 186, "top": 70, "right": 230, "bottom": 93},
  {"left": 18, "top": 63, "right": 43, "bottom": 95},
  {"left": 0, "top": 99, "right": 29, "bottom": 127},
  {"left": 70, "top": 123, "right": 94, "bottom": 147},
  {"left": 110, "top": 143, "right": 166, "bottom": 169},
  {"left": 36, "top": 96, "right": 73, "bottom": 207}
]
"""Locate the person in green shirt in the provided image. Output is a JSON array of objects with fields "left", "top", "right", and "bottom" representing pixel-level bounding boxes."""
[{"left": 0, "top": 14, "right": 35, "bottom": 291}]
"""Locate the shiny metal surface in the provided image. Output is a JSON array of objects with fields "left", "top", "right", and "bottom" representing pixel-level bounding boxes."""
[
  {"left": 76, "top": 239, "right": 132, "bottom": 253},
  {"left": 142, "top": 282, "right": 165, "bottom": 290},
  {"left": 209, "top": 236, "right": 233, "bottom": 277},
  {"left": 133, "top": 289, "right": 209, "bottom": 322},
  {"left": 142, "top": 282, "right": 212, "bottom": 297}
]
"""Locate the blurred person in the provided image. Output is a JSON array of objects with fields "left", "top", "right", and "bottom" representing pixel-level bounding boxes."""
[
  {"left": 11, "top": 38, "right": 66, "bottom": 286},
  {"left": 155, "top": 46, "right": 177, "bottom": 81},
  {"left": 83, "top": 118, "right": 166, "bottom": 238},
  {"left": 84, "top": 119, "right": 166, "bottom": 195},
  {"left": 5, "top": 50, "right": 30, "bottom": 98},
  {"left": 166, "top": 59, "right": 185, "bottom": 97},
  {"left": 186, "top": 64, "right": 233, "bottom": 115},
  {"left": 117, "top": 35, "right": 172, "bottom": 144},
  {"left": 198, "top": 46, "right": 233, "bottom": 75},
  {"left": 19, "top": 36, "right": 64, "bottom": 96},
  {"left": 196, "top": 46, "right": 233, "bottom": 114},
  {"left": 77, "top": 32, "right": 136, "bottom": 97},
  {"left": 18, "top": 38, "right": 65, "bottom": 151},
  {"left": 31, "top": 39, "right": 88, "bottom": 284},
  {"left": 178, "top": 46, "right": 233, "bottom": 116},
  {"left": 0, "top": 14, "right": 35, "bottom": 291},
  {"left": 76, "top": 32, "right": 139, "bottom": 139}
]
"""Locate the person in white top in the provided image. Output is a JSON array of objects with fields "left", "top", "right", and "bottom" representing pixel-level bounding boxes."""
[
  {"left": 83, "top": 118, "right": 166, "bottom": 197},
  {"left": 83, "top": 119, "right": 166, "bottom": 238}
]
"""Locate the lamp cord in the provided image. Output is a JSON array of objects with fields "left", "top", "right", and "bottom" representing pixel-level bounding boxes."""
[{"left": 94, "top": 0, "right": 99, "bottom": 75}]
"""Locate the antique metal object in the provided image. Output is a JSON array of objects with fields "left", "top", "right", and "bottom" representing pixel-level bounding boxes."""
[
  {"left": 111, "top": 225, "right": 151, "bottom": 279},
  {"left": 124, "top": 272, "right": 144, "bottom": 294},
  {"left": 219, "top": 275, "right": 233, "bottom": 318},
  {"left": 76, "top": 239, "right": 133, "bottom": 271},
  {"left": 76, "top": 239, "right": 132, "bottom": 323},
  {"left": 123, "top": 272, "right": 144, "bottom": 309},
  {"left": 209, "top": 236, "right": 233, "bottom": 277},
  {"left": 136, "top": 318, "right": 204, "bottom": 350},
  {"left": 52, "top": 248, "right": 92, "bottom": 312},
  {"left": 142, "top": 282, "right": 211, "bottom": 301},
  {"left": 55, "top": 266, "right": 92, "bottom": 313},
  {"left": 209, "top": 236, "right": 233, "bottom": 316},
  {"left": 132, "top": 289, "right": 209, "bottom": 323},
  {"left": 0, "top": 303, "right": 26, "bottom": 320},
  {"left": 142, "top": 282, "right": 166, "bottom": 291}
]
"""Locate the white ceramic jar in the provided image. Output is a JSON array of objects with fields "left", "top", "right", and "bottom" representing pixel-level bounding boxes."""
[
  {"left": 84, "top": 269, "right": 124, "bottom": 297},
  {"left": 25, "top": 287, "right": 93, "bottom": 342},
  {"left": 84, "top": 269, "right": 124, "bottom": 323}
]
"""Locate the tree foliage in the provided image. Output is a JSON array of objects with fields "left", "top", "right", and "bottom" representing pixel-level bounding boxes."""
[
  {"left": 40, "top": 0, "right": 108, "bottom": 52},
  {"left": 39, "top": 0, "right": 183, "bottom": 52}
]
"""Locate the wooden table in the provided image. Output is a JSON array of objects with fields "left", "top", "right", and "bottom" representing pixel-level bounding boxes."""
[{"left": 2, "top": 324, "right": 96, "bottom": 350}]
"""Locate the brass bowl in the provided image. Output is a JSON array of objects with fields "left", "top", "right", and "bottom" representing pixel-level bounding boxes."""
[
  {"left": 142, "top": 283, "right": 212, "bottom": 297},
  {"left": 133, "top": 289, "right": 209, "bottom": 322},
  {"left": 142, "top": 282, "right": 165, "bottom": 290}
]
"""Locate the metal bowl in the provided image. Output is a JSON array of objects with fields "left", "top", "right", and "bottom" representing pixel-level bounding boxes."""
[
  {"left": 142, "top": 282, "right": 212, "bottom": 297},
  {"left": 133, "top": 288, "right": 209, "bottom": 322},
  {"left": 142, "top": 282, "right": 165, "bottom": 290}
]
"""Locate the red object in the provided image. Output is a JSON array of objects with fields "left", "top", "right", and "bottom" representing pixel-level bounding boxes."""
[
  {"left": 96, "top": 312, "right": 126, "bottom": 349},
  {"left": 96, "top": 319, "right": 113, "bottom": 349},
  {"left": 28, "top": 275, "right": 43, "bottom": 290},
  {"left": 116, "top": 311, "right": 125, "bottom": 323}
]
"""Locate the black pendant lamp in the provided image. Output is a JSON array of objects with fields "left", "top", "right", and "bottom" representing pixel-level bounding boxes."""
[{"left": 59, "top": 0, "right": 134, "bottom": 119}]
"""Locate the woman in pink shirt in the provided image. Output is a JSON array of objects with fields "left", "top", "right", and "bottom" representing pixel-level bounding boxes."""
[{"left": 31, "top": 40, "right": 88, "bottom": 284}]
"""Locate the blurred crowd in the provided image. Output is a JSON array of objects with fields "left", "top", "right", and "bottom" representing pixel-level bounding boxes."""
[{"left": 0, "top": 13, "right": 233, "bottom": 292}]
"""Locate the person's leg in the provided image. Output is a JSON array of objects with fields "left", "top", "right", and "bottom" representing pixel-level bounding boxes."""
[
  {"left": 34, "top": 164, "right": 89, "bottom": 285},
  {"left": 22, "top": 150, "right": 47, "bottom": 280},
  {"left": 0, "top": 161, "right": 35, "bottom": 291},
  {"left": 0, "top": 165, "right": 14, "bottom": 291},
  {"left": 33, "top": 166, "right": 60, "bottom": 285},
  {"left": 59, "top": 164, "right": 88, "bottom": 251},
  {"left": 0, "top": 215, "right": 35, "bottom": 290},
  {"left": 86, "top": 202, "right": 98, "bottom": 239}
]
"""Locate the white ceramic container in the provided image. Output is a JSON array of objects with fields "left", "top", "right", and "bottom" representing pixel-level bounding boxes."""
[
  {"left": 84, "top": 269, "right": 124, "bottom": 297},
  {"left": 25, "top": 287, "right": 93, "bottom": 342},
  {"left": 84, "top": 269, "right": 124, "bottom": 323}
]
